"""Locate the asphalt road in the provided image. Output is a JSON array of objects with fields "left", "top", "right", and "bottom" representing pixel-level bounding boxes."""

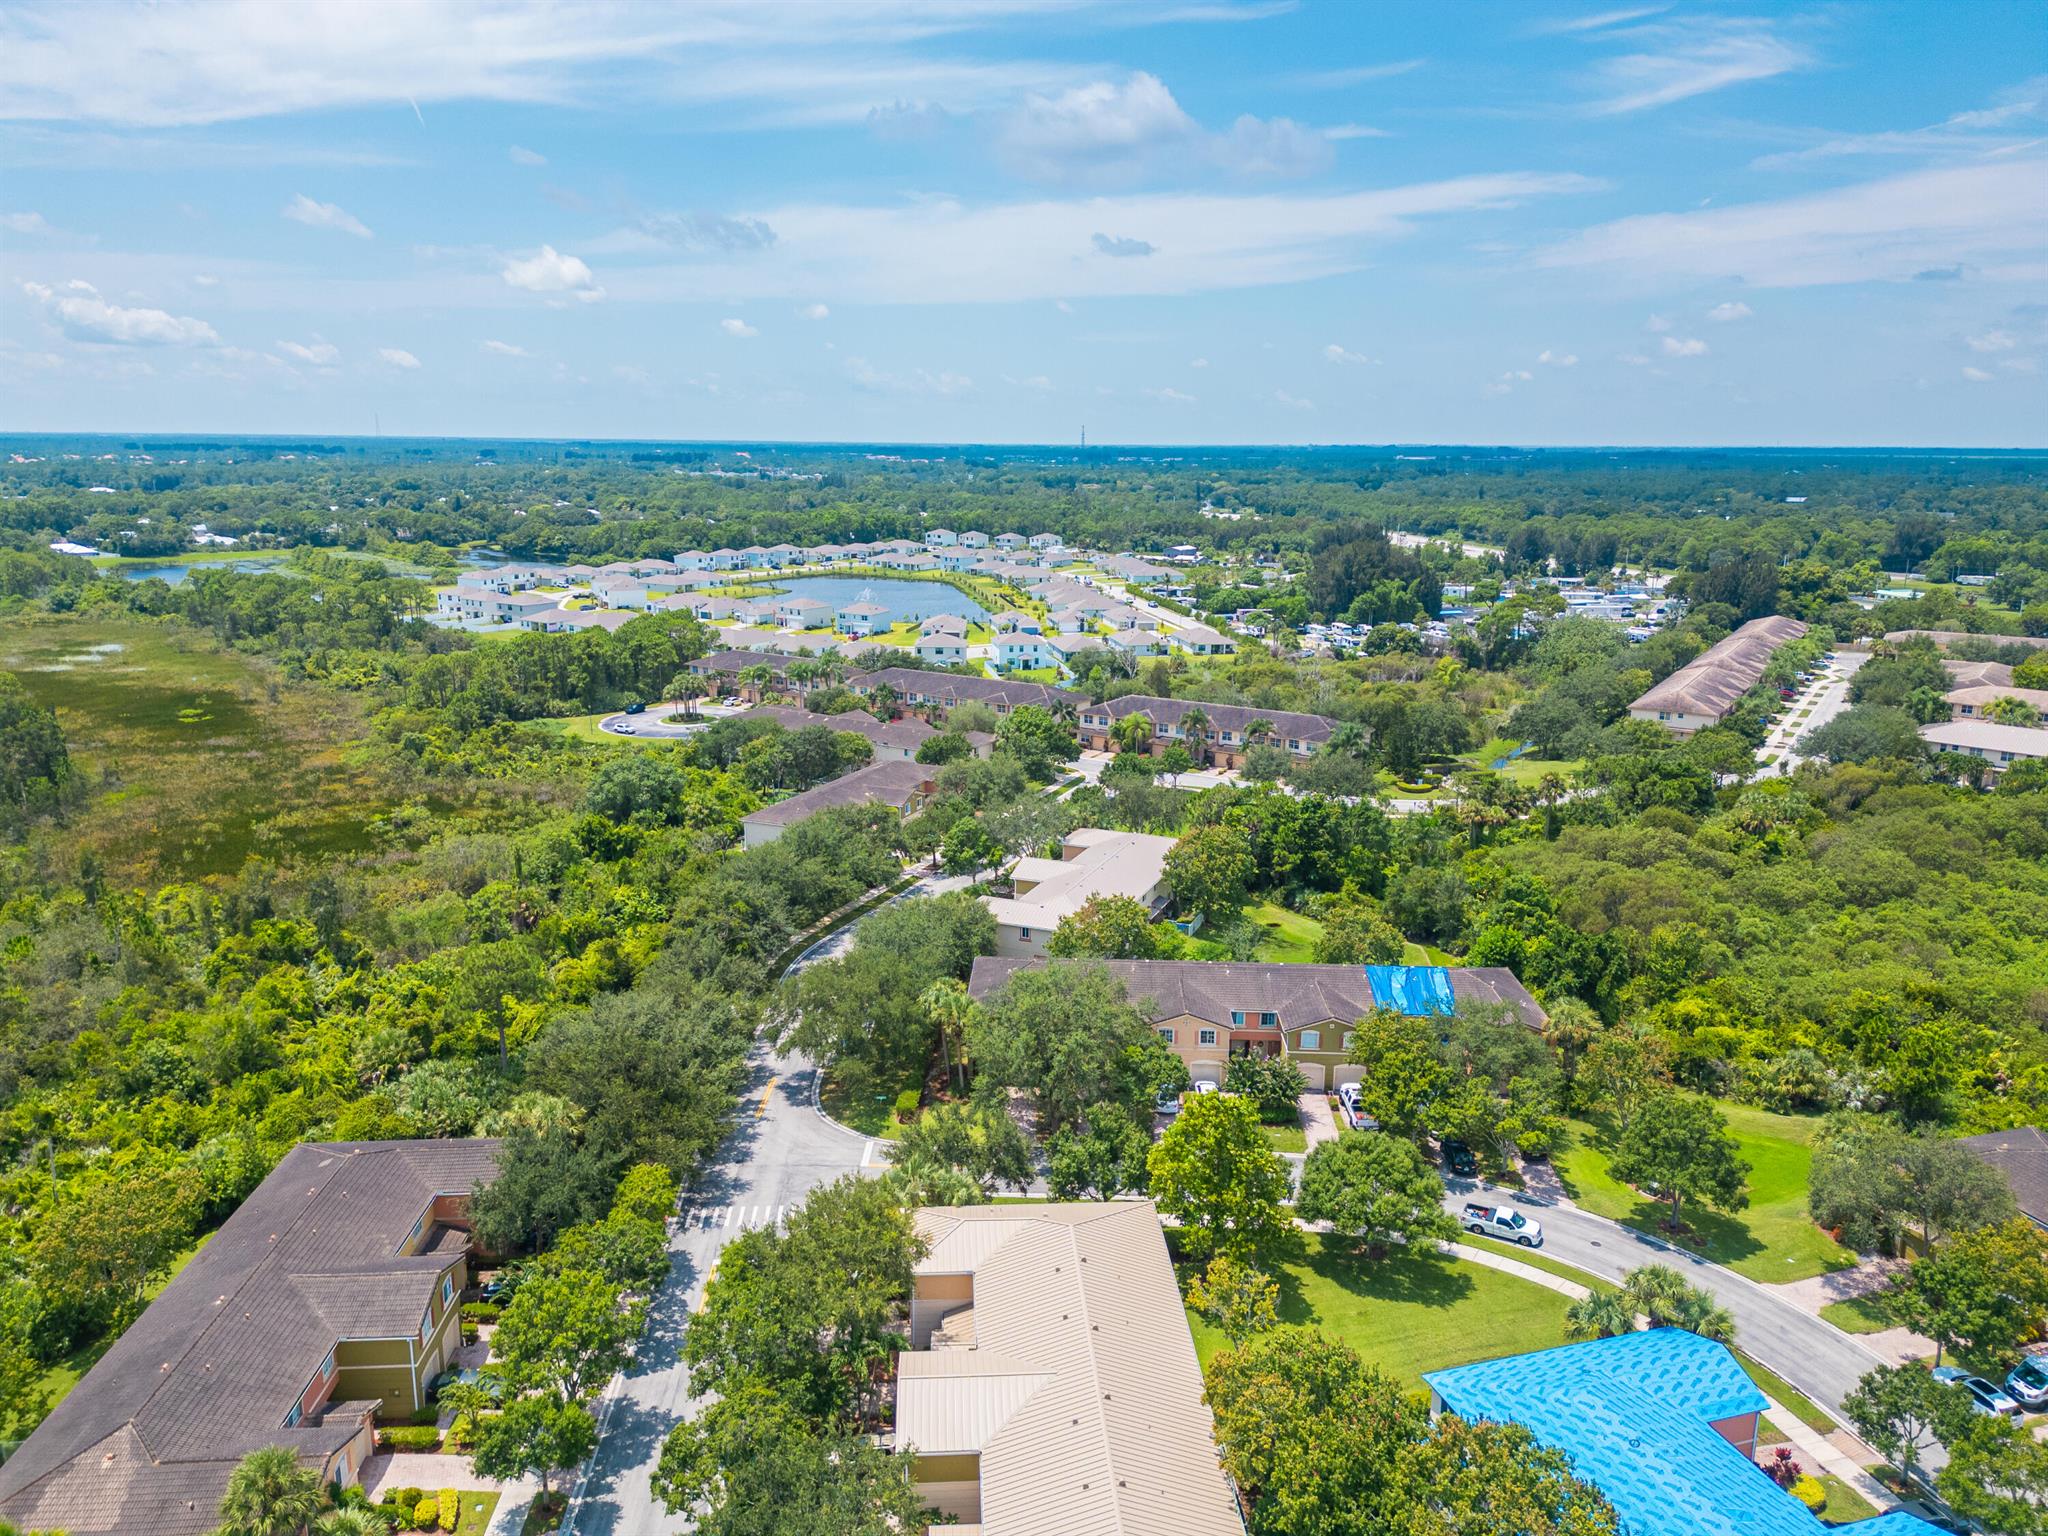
[
  {"left": 1757, "top": 650, "right": 1867, "bottom": 778},
  {"left": 1442, "top": 1179, "right": 1889, "bottom": 1419}
]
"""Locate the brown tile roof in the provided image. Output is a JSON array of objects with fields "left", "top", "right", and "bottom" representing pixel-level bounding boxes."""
[
  {"left": 1077, "top": 695, "right": 1335, "bottom": 745},
  {"left": 0, "top": 1139, "right": 499, "bottom": 1536},
  {"left": 739, "top": 759, "right": 933, "bottom": 830},
  {"left": 854, "top": 667, "right": 1086, "bottom": 713},
  {"left": 1630, "top": 615, "right": 1808, "bottom": 720},
  {"left": 966, "top": 958, "right": 1546, "bottom": 1032},
  {"left": 1961, "top": 1127, "right": 2048, "bottom": 1227}
]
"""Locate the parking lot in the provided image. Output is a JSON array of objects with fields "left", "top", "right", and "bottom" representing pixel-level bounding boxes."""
[{"left": 1756, "top": 650, "right": 1866, "bottom": 777}]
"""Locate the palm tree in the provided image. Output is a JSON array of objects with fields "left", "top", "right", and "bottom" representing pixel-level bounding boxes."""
[
  {"left": 1563, "top": 1289, "right": 1638, "bottom": 1341},
  {"left": 920, "top": 978, "right": 977, "bottom": 1094},
  {"left": 1622, "top": 1265, "right": 1696, "bottom": 1329},
  {"left": 1179, "top": 706, "right": 1210, "bottom": 767},
  {"left": 1668, "top": 1288, "right": 1737, "bottom": 1343},
  {"left": 314, "top": 1510, "right": 393, "bottom": 1536},
  {"left": 1245, "top": 718, "right": 1275, "bottom": 750},
  {"left": 1111, "top": 711, "right": 1153, "bottom": 756},
  {"left": 216, "top": 1446, "right": 324, "bottom": 1536}
]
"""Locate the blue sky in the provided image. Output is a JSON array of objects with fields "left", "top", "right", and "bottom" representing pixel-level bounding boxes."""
[{"left": 1, "top": 0, "right": 2043, "bottom": 446}]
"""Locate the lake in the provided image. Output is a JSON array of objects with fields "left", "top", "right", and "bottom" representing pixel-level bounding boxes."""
[
  {"left": 764, "top": 575, "right": 988, "bottom": 625},
  {"left": 115, "top": 558, "right": 286, "bottom": 584}
]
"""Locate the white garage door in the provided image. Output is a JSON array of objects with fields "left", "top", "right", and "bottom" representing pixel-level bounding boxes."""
[
  {"left": 1295, "top": 1061, "right": 1326, "bottom": 1090},
  {"left": 1332, "top": 1065, "right": 1365, "bottom": 1089}
]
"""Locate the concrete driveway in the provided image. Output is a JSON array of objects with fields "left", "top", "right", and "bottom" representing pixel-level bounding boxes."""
[{"left": 1757, "top": 651, "right": 1867, "bottom": 777}]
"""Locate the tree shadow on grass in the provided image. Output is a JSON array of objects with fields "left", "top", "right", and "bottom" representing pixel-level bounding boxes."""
[
  {"left": 1558, "top": 1115, "right": 1766, "bottom": 1271},
  {"left": 1273, "top": 1238, "right": 1479, "bottom": 1326}
]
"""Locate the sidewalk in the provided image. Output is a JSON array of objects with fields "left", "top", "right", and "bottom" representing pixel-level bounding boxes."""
[
  {"left": 1757, "top": 1393, "right": 1901, "bottom": 1516},
  {"left": 1764, "top": 1256, "right": 1933, "bottom": 1366}
]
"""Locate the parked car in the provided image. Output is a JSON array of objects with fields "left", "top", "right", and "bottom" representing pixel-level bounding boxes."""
[
  {"left": 1195, "top": 1080, "right": 1220, "bottom": 1095},
  {"left": 1440, "top": 1139, "right": 1478, "bottom": 1178},
  {"left": 625, "top": 700, "right": 646, "bottom": 715},
  {"left": 1933, "top": 1366, "right": 2022, "bottom": 1418},
  {"left": 2006, "top": 1355, "right": 2048, "bottom": 1411},
  {"left": 1462, "top": 1202, "right": 1544, "bottom": 1247},
  {"left": 1155, "top": 1086, "right": 1183, "bottom": 1116}
]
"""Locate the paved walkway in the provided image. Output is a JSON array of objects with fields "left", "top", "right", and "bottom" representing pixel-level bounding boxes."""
[
  {"left": 1764, "top": 1256, "right": 1934, "bottom": 1366},
  {"left": 1299, "top": 1091, "right": 1339, "bottom": 1151}
]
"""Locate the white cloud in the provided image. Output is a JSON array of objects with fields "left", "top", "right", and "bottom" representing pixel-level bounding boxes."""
[
  {"left": 1537, "top": 349, "right": 1578, "bottom": 366},
  {"left": 588, "top": 171, "right": 1594, "bottom": 307},
  {"left": 21, "top": 278, "right": 217, "bottom": 345},
  {"left": 501, "top": 244, "right": 603, "bottom": 301},
  {"left": 378, "top": 347, "right": 421, "bottom": 369},
  {"left": 1644, "top": 313, "right": 1672, "bottom": 332},
  {"left": 1486, "top": 368, "right": 1537, "bottom": 394},
  {"left": 508, "top": 144, "right": 546, "bottom": 166},
  {"left": 1005, "top": 373, "right": 1055, "bottom": 392},
  {"left": 1660, "top": 335, "right": 1708, "bottom": 358},
  {"left": 1323, "top": 343, "right": 1373, "bottom": 364},
  {"left": 845, "top": 355, "right": 972, "bottom": 396},
  {"left": 1966, "top": 329, "right": 2017, "bottom": 353},
  {"left": 1286, "top": 60, "right": 1426, "bottom": 88},
  {"left": 997, "top": 71, "right": 1330, "bottom": 183},
  {"left": 1323, "top": 123, "right": 1393, "bottom": 141},
  {"left": 1272, "top": 388, "right": 1314, "bottom": 410},
  {"left": 1707, "top": 300, "right": 1753, "bottom": 322},
  {"left": 1189, "top": 357, "right": 1209, "bottom": 368},
  {"left": 1531, "top": 6, "right": 1669, "bottom": 35},
  {"left": 1539, "top": 158, "right": 2048, "bottom": 288},
  {"left": 1091, "top": 232, "right": 1155, "bottom": 258},
  {"left": 1752, "top": 79, "right": 2047, "bottom": 168},
  {"left": 2, "top": 211, "right": 51, "bottom": 234},
  {"left": 798, "top": 302, "right": 830, "bottom": 320},
  {"left": 1962, "top": 366, "right": 1995, "bottom": 382},
  {"left": 277, "top": 338, "right": 339, "bottom": 366},
  {"left": 481, "top": 339, "right": 530, "bottom": 356},
  {"left": 1583, "top": 19, "right": 1808, "bottom": 115},
  {"left": 191, "top": 273, "right": 220, "bottom": 287},
  {"left": 719, "top": 317, "right": 758, "bottom": 337},
  {"left": 1145, "top": 385, "right": 1197, "bottom": 403},
  {"left": 282, "top": 192, "right": 372, "bottom": 238}
]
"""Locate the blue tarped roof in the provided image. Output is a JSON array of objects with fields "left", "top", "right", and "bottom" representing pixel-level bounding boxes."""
[
  {"left": 1425, "top": 1331, "right": 1941, "bottom": 1536},
  {"left": 1365, "top": 964, "right": 1457, "bottom": 1016}
]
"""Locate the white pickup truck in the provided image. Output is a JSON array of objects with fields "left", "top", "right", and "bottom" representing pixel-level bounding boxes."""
[{"left": 1463, "top": 1202, "right": 1544, "bottom": 1248}]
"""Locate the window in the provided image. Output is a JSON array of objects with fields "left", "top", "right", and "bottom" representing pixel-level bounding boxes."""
[
  {"left": 420, "top": 1311, "right": 433, "bottom": 1348},
  {"left": 1158, "top": 1027, "right": 1176, "bottom": 1044},
  {"left": 1019, "top": 928, "right": 1031, "bottom": 941},
  {"left": 1260, "top": 1011, "right": 1278, "bottom": 1029},
  {"left": 1299, "top": 1030, "right": 1321, "bottom": 1051},
  {"left": 1230, "top": 1010, "right": 1246, "bottom": 1027},
  {"left": 284, "top": 1403, "right": 302, "bottom": 1429},
  {"left": 321, "top": 1348, "right": 336, "bottom": 1379},
  {"left": 441, "top": 1275, "right": 454, "bottom": 1308},
  {"left": 1198, "top": 1028, "right": 1218, "bottom": 1047},
  {"left": 1342, "top": 1031, "right": 1355, "bottom": 1050}
]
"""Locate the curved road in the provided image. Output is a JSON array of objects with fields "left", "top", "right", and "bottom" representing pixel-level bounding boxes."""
[{"left": 1441, "top": 1179, "right": 1888, "bottom": 1419}]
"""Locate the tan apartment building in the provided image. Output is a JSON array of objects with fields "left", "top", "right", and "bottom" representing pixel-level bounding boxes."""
[
  {"left": 0, "top": 1138, "right": 500, "bottom": 1536},
  {"left": 1943, "top": 683, "right": 2048, "bottom": 721},
  {"left": 1074, "top": 696, "right": 1335, "bottom": 768},
  {"left": 968, "top": 958, "right": 1545, "bottom": 1090},
  {"left": 983, "top": 828, "right": 1177, "bottom": 957},
  {"left": 1629, "top": 615, "right": 1808, "bottom": 735},
  {"left": 895, "top": 1202, "right": 1244, "bottom": 1536}
]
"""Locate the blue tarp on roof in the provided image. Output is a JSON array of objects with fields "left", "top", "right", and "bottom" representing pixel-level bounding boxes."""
[
  {"left": 1424, "top": 1332, "right": 1941, "bottom": 1536},
  {"left": 1365, "top": 964, "right": 1457, "bottom": 1017}
]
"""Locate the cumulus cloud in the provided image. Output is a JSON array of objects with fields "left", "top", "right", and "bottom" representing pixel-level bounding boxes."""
[
  {"left": 798, "top": 302, "right": 829, "bottom": 320},
  {"left": 277, "top": 338, "right": 339, "bottom": 365},
  {"left": 720, "top": 317, "right": 758, "bottom": 337},
  {"left": 1273, "top": 388, "right": 1315, "bottom": 410},
  {"left": 998, "top": 71, "right": 1330, "bottom": 184},
  {"left": 21, "top": 278, "right": 217, "bottom": 345},
  {"left": 481, "top": 339, "right": 530, "bottom": 356},
  {"left": 500, "top": 244, "right": 603, "bottom": 300},
  {"left": 1144, "top": 386, "right": 1197, "bottom": 403},
  {"left": 1324, "top": 343, "right": 1373, "bottom": 364},
  {"left": 1660, "top": 335, "right": 1708, "bottom": 357},
  {"left": 1189, "top": 357, "right": 1209, "bottom": 368},
  {"left": 1966, "top": 329, "right": 2017, "bottom": 352},
  {"left": 1537, "top": 348, "right": 1579, "bottom": 366},
  {"left": 1486, "top": 368, "right": 1536, "bottom": 395},
  {"left": 845, "top": 355, "right": 972, "bottom": 396},
  {"left": 282, "top": 192, "right": 372, "bottom": 238},
  {"left": 1091, "top": 233, "right": 1155, "bottom": 258},
  {"left": 378, "top": 347, "right": 421, "bottom": 368},
  {"left": 508, "top": 144, "right": 546, "bottom": 166},
  {"left": 2, "top": 211, "right": 51, "bottom": 234},
  {"left": 1962, "top": 365, "right": 1995, "bottom": 382},
  {"left": 1707, "top": 300, "right": 1752, "bottom": 322}
]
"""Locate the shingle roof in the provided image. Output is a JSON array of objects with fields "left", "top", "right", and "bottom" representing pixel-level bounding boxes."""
[
  {"left": 855, "top": 667, "right": 1085, "bottom": 712},
  {"left": 896, "top": 1204, "right": 1243, "bottom": 1536},
  {"left": 739, "top": 759, "right": 933, "bottom": 829},
  {"left": 1078, "top": 695, "right": 1336, "bottom": 745},
  {"left": 1630, "top": 616, "right": 1808, "bottom": 720},
  {"left": 0, "top": 1139, "right": 499, "bottom": 1536},
  {"left": 1960, "top": 1126, "right": 2048, "bottom": 1227},
  {"left": 966, "top": 958, "right": 1546, "bottom": 1032},
  {"left": 1425, "top": 1331, "right": 1941, "bottom": 1536},
  {"left": 1920, "top": 719, "right": 2048, "bottom": 758}
]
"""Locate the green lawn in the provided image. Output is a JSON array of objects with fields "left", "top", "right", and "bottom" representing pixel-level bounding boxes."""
[
  {"left": 1261, "top": 1123, "right": 1308, "bottom": 1153},
  {"left": 1812, "top": 1472, "right": 1880, "bottom": 1523},
  {"left": 1455, "top": 739, "right": 1583, "bottom": 789},
  {"left": 818, "top": 1063, "right": 922, "bottom": 1141},
  {"left": 1554, "top": 1104, "right": 1855, "bottom": 1282},
  {"left": 451, "top": 1490, "right": 501, "bottom": 1536},
  {"left": 1185, "top": 1236, "right": 1577, "bottom": 1384},
  {"left": 1455, "top": 1235, "right": 1618, "bottom": 1294},
  {"left": 1820, "top": 1294, "right": 1894, "bottom": 1335},
  {"left": 1247, "top": 900, "right": 1323, "bottom": 963},
  {"left": 1737, "top": 1351, "right": 1839, "bottom": 1433}
]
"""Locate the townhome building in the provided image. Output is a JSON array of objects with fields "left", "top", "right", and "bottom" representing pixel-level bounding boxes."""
[
  {"left": 1944, "top": 684, "right": 2048, "bottom": 721},
  {"left": 1075, "top": 696, "right": 1336, "bottom": 767},
  {"left": 850, "top": 667, "right": 1085, "bottom": 719},
  {"left": 983, "top": 829, "right": 1176, "bottom": 956},
  {"left": 968, "top": 958, "right": 1543, "bottom": 1089},
  {"left": 0, "top": 1139, "right": 500, "bottom": 1536}
]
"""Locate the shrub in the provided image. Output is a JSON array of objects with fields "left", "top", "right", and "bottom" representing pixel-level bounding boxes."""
[
  {"left": 411, "top": 1497, "right": 438, "bottom": 1530},
  {"left": 461, "top": 1301, "right": 503, "bottom": 1322},
  {"left": 1791, "top": 1476, "right": 1826, "bottom": 1512},
  {"left": 893, "top": 1088, "right": 922, "bottom": 1122},
  {"left": 379, "top": 1425, "right": 443, "bottom": 1452},
  {"left": 395, "top": 1487, "right": 424, "bottom": 1509},
  {"left": 439, "top": 1488, "right": 459, "bottom": 1531}
]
